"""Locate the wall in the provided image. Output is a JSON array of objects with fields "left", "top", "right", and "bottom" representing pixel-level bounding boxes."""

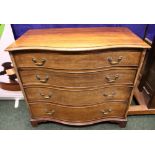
[{"left": 0, "top": 24, "right": 14, "bottom": 82}]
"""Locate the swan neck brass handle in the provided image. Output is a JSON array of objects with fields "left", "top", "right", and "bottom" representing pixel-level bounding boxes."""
[
  {"left": 103, "top": 91, "right": 116, "bottom": 98},
  {"left": 101, "top": 109, "right": 112, "bottom": 115},
  {"left": 40, "top": 93, "right": 52, "bottom": 99},
  {"left": 107, "top": 56, "right": 123, "bottom": 65},
  {"left": 36, "top": 75, "right": 49, "bottom": 83},
  {"left": 45, "top": 110, "right": 55, "bottom": 115},
  {"left": 32, "top": 58, "right": 46, "bottom": 66},
  {"left": 105, "top": 74, "right": 119, "bottom": 83}
]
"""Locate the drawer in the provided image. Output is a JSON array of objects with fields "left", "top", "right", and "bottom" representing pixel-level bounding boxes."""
[
  {"left": 25, "top": 86, "right": 132, "bottom": 106},
  {"left": 19, "top": 68, "right": 137, "bottom": 87},
  {"left": 13, "top": 49, "right": 141, "bottom": 69},
  {"left": 29, "top": 102, "right": 127, "bottom": 123}
]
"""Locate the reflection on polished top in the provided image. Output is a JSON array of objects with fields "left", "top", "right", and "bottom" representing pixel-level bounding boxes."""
[{"left": 6, "top": 27, "right": 150, "bottom": 51}]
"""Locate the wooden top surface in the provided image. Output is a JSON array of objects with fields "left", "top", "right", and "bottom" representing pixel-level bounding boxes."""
[{"left": 6, "top": 27, "right": 150, "bottom": 51}]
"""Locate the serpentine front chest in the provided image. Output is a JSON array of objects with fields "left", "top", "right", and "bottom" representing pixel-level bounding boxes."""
[{"left": 6, "top": 27, "right": 150, "bottom": 127}]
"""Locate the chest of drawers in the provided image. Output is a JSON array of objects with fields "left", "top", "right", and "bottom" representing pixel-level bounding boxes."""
[{"left": 6, "top": 27, "right": 150, "bottom": 127}]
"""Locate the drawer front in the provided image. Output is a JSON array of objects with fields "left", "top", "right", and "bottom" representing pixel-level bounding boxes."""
[
  {"left": 13, "top": 49, "right": 141, "bottom": 69},
  {"left": 19, "top": 68, "right": 137, "bottom": 87},
  {"left": 29, "top": 102, "right": 127, "bottom": 123},
  {"left": 25, "top": 86, "right": 132, "bottom": 106}
]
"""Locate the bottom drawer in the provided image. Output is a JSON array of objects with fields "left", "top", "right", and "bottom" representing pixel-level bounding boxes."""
[{"left": 29, "top": 102, "right": 127, "bottom": 123}]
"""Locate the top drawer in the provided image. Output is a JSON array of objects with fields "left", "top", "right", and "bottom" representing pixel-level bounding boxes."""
[{"left": 13, "top": 49, "right": 142, "bottom": 70}]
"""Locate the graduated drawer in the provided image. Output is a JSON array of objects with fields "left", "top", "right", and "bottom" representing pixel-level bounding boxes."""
[
  {"left": 29, "top": 102, "right": 127, "bottom": 124},
  {"left": 24, "top": 86, "right": 132, "bottom": 106},
  {"left": 13, "top": 49, "right": 141, "bottom": 69},
  {"left": 19, "top": 68, "right": 137, "bottom": 87}
]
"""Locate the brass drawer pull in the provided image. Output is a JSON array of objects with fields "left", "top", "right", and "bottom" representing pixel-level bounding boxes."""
[
  {"left": 101, "top": 109, "right": 112, "bottom": 115},
  {"left": 107, "top": 56, "right": 123, "bottom": 65},
  {"left": 40, "top": 93, "right": 52, "bottom": 99},
  {"left": 36, "top": 75, "right": 49, "bottom": 83},
  {"left": 45, "top": 110, "right": 55, "bottom": 115},
  {"left": 105, "top": 74, "right": 119, "bottom": 83},
  {"left": 103, "top": 91, "right": 116, "bottom": 98},
  {"left": 32, "top": 58, "right": 46, "bottom": 66}
]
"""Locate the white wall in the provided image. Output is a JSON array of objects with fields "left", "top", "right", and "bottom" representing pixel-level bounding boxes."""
[
  {"left": 0, "top": 24, "right": 14, "bottom": 82},
  {"left": 0, "top": 24, "right": 23, "bottom": 104}
]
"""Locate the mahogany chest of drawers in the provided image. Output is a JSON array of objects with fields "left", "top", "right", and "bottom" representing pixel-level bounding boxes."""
[{"left": 6, "top": 27, "right": 149, "bottom": 127}]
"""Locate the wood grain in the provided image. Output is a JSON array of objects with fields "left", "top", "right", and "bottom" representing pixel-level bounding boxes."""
[
  {"left": 6, "top": 27, "right": 150, "bottom": 127},
  {"left": 24, "top": 86, "right": 132, "bottom": 106},
  {"left": 29, "top": 102, "right": 127, "bottom": 124},
  {"left": 125, "top": 50, "right": 147, "bottom": 117},
  {"left": 13, "top": 49, "right": 141, "bottom": 69},
  {"left": 129, "top": 86, "right": 155, "bottom": 115},
  {"left": 19, "top": 68, "right": 137, "bottom": 88},
  {"left": 6, "top": 27, "right": 150, "bottom": 52}
]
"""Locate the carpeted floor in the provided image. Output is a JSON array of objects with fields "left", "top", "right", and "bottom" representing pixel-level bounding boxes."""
[{"left": 0, "top": 100, "right": 155, "bottom": 130}]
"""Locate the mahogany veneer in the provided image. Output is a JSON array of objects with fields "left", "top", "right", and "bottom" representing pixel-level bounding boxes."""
[{"left": 6, "top": 27, "right": 150, "bottom": 127}]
